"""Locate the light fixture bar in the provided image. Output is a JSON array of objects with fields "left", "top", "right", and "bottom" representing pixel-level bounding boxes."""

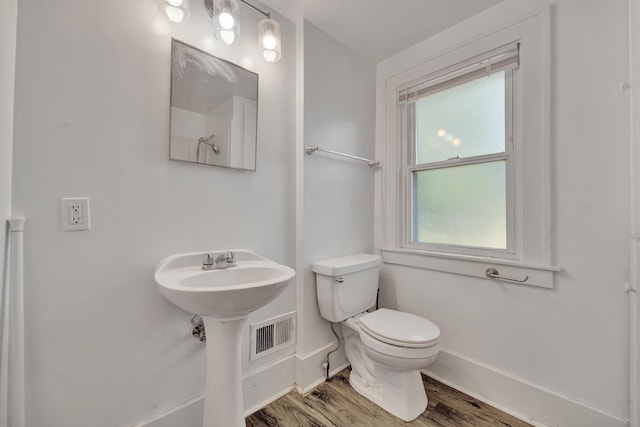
[
  {"left": 203, "top": 0, "right": 269, "bottom": 19},
  {"left": 238, "top": 0, "right": 270, "bottom": 18}
]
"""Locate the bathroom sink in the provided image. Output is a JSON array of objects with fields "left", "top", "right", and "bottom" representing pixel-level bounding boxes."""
[
  {"left": 155, "top": 250, "right": 295, "bottom": 427},
  {"left": 154, "top": 250, "right": 295, "bottom": 320}
]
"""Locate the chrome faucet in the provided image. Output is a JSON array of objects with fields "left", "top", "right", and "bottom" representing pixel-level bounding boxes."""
[{"left": 202, "top": 251, "right": 236, "bottom": 270}]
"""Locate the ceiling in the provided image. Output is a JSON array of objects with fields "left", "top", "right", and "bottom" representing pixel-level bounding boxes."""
[{"left": 259, "top": 0, "right": 503, "bottom": 62}]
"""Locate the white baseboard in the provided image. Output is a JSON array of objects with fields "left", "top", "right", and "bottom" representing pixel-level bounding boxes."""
[
  {"left": 294, "top": 341, "right": 349, "bottom": 394},
  {"left": 134, "top": 355, "right": 296, "bottom": 427},
  {"left": 424, "top": 350, "right": 629, "bottom": 427},
  {"left": 135, "top": 346, "right": 626, "bottom": 427},
  {"left": 133, "top": 395, "right": 204, "bottom": 427},
  {"left": 243, "top": 355, "right": 296, "bottom": 416}
]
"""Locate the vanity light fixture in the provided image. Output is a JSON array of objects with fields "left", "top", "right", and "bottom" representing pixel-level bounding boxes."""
[
  {"left": 160, "top": 0, "right": 282, "bottom": 62},
  {"left": 159, "top": 0, "right": 191, "bottom": 23},
  {"left": 206, "top": 0, "right": 282, "bottom": 62}
]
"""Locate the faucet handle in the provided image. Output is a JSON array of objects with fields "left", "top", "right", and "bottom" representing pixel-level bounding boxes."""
[
  {"left": 203, "top": 253, "right": 214, "bottom": 269},
  {"left": 220, "top": 251, "right": 236, "bottom": 266}
]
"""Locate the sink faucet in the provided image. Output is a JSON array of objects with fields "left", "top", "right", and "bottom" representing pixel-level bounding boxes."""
[{"left": 202, "top": 251, "right": 236, "bottom": 270}]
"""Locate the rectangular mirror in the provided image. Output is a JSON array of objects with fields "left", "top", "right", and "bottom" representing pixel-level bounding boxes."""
[{"left": 170, "top": 39, "right": 258, "bottom": 171}]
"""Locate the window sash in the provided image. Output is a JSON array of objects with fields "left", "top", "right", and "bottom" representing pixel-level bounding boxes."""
[
  {"left": 401, "top": 67, "right": 516, "bottom": 257},
  {"left": 410, "top": 163, "right": 508, "bottom": 250}
]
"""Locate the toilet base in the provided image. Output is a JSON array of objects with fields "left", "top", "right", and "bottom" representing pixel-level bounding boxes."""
[{"left": 349, "top": 366, "right": 428, "bottom": 422}]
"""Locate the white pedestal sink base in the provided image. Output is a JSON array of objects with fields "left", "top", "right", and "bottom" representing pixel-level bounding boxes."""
[{"left": 202, "top": 316, "right": 248, "bottom": 427}]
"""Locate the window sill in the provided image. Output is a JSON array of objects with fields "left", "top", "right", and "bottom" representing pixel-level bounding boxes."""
[{"left": 379, "top": 248, "right": 561, "bottom": 289}]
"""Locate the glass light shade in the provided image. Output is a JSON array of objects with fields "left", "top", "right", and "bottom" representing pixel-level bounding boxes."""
[
  {"left": 213, "top": 0, "right": 240, "bottom": 45},
  {"left": 159, "top": 0, "right": 190, "bottom": 23},
  {"left": 258, "top": 18, "right": 281, "bottom": 62}
]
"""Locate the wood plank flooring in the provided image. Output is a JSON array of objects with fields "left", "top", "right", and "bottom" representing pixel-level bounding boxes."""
[{"left": 246, "top": 368, "right": 531, "bottom": 427}]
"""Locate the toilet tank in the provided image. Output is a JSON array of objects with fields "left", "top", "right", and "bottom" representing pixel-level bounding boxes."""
[{"left": 312, "top": 253, "right": 382, "bottom": 322}]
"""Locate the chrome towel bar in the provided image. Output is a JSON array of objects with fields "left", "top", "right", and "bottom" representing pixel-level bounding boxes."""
[
  {"left": 305, "top": 145, "right": 380, "bottom": 167},
  {"left": 485, "top": 267, "right": 529, "bottom": 283}
]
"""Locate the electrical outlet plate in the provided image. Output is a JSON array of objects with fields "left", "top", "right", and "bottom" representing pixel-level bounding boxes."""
[{"left": 61, "top": 198, "right": 90, "bottom": 231}]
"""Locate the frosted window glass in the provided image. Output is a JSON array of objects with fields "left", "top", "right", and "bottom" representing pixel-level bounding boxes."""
[
  {"left": 415, "top": 72, "right": 506, "bottom": 164},
  {"left": 413, "top": 161, "right": 506, "bottom": 249}
]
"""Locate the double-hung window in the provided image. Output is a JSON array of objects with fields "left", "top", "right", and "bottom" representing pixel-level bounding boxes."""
[
  {"left": 399, "top": 43, "right": 519, "bottom": 258},
  {"left": 381, "top": 11, "right": 555, "bottom": 287}
]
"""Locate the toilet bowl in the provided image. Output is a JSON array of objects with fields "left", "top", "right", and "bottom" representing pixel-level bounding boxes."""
[
  {"left": 312, "top": 254, "right": 441, "bottom": 422},
  {"left": 343, "top": 309, "right": 440, "bottom": 421}
]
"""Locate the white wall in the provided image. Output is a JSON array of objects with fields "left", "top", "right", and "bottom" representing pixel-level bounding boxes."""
[
  {"left": 11, "top": 1, "right": 296, "bottom": 426},
  {"left": 633, "top": 0, "right": 640, "bottom": 239},
  {"left": 298, "top": 21, "right": 375, "bottom": 381},
  {"left": 376, "top": 0, "right": 630, "bottom": 425},
  {"left": 0, "top": 0, "right": 17, "bottom": 290},
  {"left": 630, "top": 0, "right": 640, "bottom": 424}
]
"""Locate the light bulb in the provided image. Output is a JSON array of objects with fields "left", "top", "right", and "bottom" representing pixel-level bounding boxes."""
[
  {"left": 165, "top": 5, "right": 185, "bottom": 22},
  {"left": 262, "top": 33, "right": 276, "bottom": 50},
  {"left": 220, "top": 29, "right": 235, "bottom": 45},
  {"left": 263, "top": 50, "right": 278, "bottom": 62},
  {"left": 159, "top": 0, "right": 189, "bottom": 23},
  {"left": 219, "top": 10, "right": 235, "bottom": 29}
]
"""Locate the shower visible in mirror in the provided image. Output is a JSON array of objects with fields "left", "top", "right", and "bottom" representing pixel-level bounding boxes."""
[{"left": 170, "top": 39, "right": 258, "bottom": 170}]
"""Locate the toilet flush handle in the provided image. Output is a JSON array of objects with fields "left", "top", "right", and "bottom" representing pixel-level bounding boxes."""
[{"left": 335, "top": 277, "right": 344, "bottom": 283}]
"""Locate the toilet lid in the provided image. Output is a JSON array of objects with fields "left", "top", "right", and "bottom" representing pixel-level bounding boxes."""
[{"left": 359, "top": 309, "right": 440, "bottom": 348}]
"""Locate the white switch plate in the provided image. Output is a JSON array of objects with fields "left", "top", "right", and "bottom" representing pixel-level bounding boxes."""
[{"left": 61, "top": 198, "right": 90, "bottom": 231}]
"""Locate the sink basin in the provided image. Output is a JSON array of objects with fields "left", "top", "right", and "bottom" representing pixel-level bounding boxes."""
[
  {"left": 154, "top": 250, "right": 295, "bottom": 427},
  {"left": 181, "top": 266, "right": 288, "bottom": 288},
  {"left": 154, "top": 250, "right": 295, "bottom": 320}
]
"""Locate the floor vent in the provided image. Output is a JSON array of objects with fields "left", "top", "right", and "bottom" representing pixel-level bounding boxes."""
[{"left": 250, "top": 312, "right": 296, "bottom": 361}]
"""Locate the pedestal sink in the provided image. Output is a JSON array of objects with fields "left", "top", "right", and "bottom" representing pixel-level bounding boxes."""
[{"left": 154, "top": 250, "right": 295, "bottom": 427}]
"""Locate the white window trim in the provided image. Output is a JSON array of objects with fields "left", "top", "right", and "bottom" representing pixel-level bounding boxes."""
[{"left": 375, "top": 7, "right": 559, "bottom": 288}]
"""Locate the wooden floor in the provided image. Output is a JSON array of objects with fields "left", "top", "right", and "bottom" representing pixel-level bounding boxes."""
[{"left": 246, "top": 369, "right": 531, "bottom": 427}]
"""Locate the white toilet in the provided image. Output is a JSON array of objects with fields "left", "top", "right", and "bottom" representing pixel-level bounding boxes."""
[{"left": 312, "top": 253, "right": 441, "bottom": 422}]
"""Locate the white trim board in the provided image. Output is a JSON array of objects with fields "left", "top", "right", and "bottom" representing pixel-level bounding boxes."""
[
  {"left": 135, "top": 342, "right": 352, "bottom": 427},
  {"left": 134, "top": 355, "right": 296, "bottom": 427},
  {"left": 424, "top": 350, "right": 628, "bottom": 427},
  {"left": 131, "top": 345, "right": 626, "bottom": 427}
]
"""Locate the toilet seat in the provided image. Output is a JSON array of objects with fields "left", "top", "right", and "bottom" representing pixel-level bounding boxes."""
[
  {"left": 357, "top": 326, "right": 439, "bottom": 359},
  {"left": 359, "top": 309, "right": 440, "bottom": 348}
]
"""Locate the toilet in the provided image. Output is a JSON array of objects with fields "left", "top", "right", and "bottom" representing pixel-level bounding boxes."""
[{"left": 312, "top": 253, "right": 440, "bottom": 422}]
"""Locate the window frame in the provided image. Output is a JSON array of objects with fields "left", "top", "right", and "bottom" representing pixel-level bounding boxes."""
[
  {"left": 375, "top": 8, "right": 558, "bottom": 288},
  {"left": 401, "top": 68, "right": 518, "bottom": 259}
]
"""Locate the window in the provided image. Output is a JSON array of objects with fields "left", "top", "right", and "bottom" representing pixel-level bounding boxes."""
[
  {"left": 400, "top": 44, "right": 519, "bottom": 258},
  {"left": 378, "top": 10, "right": 556, "bottom": 287}
]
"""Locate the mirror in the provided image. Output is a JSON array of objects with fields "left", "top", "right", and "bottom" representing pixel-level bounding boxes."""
[{"left": 170, "top": 39, "right": 258, "bottom": 170}]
